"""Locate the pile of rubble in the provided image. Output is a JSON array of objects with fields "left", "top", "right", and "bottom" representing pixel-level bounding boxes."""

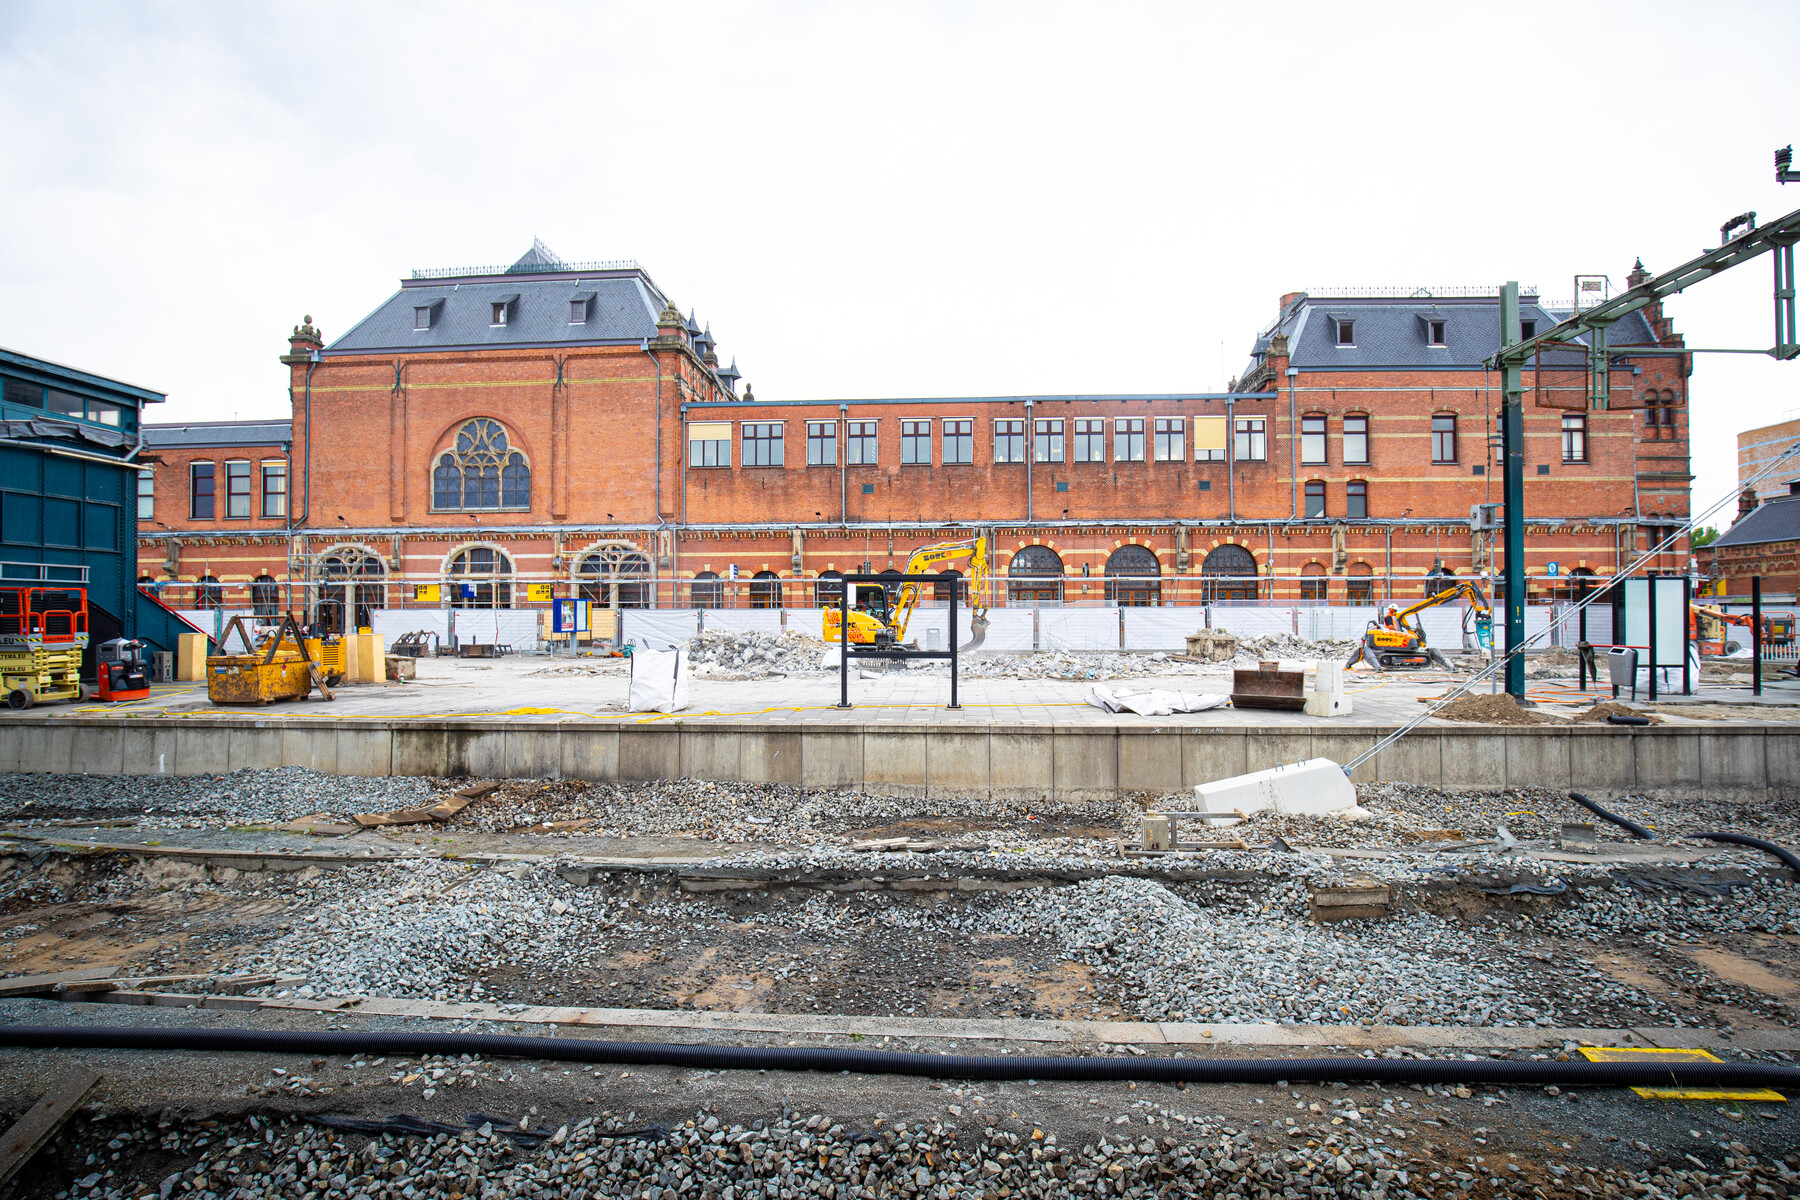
[
  {"left": 1231, "top": 633, "right": 1362, "bottom": 665},
  {"left": 684, "top": 628, "right": 829, "bottom": 676}
]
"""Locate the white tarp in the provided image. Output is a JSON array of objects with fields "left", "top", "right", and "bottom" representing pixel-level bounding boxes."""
[
  {"left": 783, "top": 609, "right": 825, "bottom": 640},
  {"left": 975, "top": 608, "right": 1036, "bottom": 652},
  {"left": 1039, "top": 608, "right": 1120, "bottom": 650},
  {"left": 173, "top": 610, "right": 253, "bottom": 643},
  {"left": 701, "top": 609, "right": 783, "bottom": 635},
  {"left": 1086, "top": 684, "right": 1229, "bottom": 716},
  {"left": 1122, "top": 608, "right": 1200, "bottom": 650},
  {"left": 1206, "top": 607, "right": 1295, "bottom": 639},
  {"left": 1298, "top": 607, "right": 1379, "bottom": 641},
  {"left": 372, "top": 609, "right": 449, "bottom": 648},
  {"left": 627, "top": 646, "right": 690, "bottom": 712},
  {"left": 623, "top": 609, "right": 700, "bottom": 649},
  {"left": 442, "top": 608, "right": 541, "bottom": 652}
]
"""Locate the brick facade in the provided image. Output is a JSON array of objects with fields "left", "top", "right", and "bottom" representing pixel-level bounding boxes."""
[{"left": 137, "top": 253, "right": 1694, "bottom": 626}]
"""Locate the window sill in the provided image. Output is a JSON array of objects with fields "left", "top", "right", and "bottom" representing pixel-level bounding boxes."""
[{"left": 427, "top": 506, "right": 533, "bottom": 514}]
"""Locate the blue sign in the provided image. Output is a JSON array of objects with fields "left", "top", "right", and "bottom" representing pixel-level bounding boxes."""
[
  {"left": 1545, "top": 561, "right": 1560, "bottom": 577},
  {"left": 552, "top": 598, "right": 590, "bottom": 634}
]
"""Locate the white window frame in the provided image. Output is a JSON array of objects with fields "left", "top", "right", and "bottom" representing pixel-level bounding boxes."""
[
  {"left": 806, "top": 420, "right": 838, "bottom": 466},
  {"left": 1342, "top": 414, "right": 1370, "bottom": 465},
  {"left": 1033, "top": 418, "right": 1064, "bottom": 463},
  {"left": 224, "top": 459, "right": 253, "bottom": 519},
  {"left": 993, "top": 419, "right": 1026, "bottom": 464},
  {"left": 901, "top": 419, "right": 933, "bottom": 465},
  {"left": 942, "top": 418, "right": 974, "bottom": 465},
  {"left": 741, "top": 421, "right": 785, "bottom": 468},
  {"left": 1113, "top": 417, "right": 1145, "bottom": 463},
  {"left": 1300, "top": 414, "right": 1327, "bottom": 465},
  {"left": 260, "top": 460, "right": 287, "bottom": 519},
  {"left": 1152, "top": 417, "right": 1184, "bottom": 462},
  {"left": 1234, "top": 417, "right": 1267, "bottom": 462}
]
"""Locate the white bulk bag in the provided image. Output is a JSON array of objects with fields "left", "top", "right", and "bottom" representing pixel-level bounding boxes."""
[{"left": 627, "top": 646, "right": 690, "bottom": 713}]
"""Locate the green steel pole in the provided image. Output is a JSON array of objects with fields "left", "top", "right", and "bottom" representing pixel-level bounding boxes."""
[{"left": 1498, "top": 283, "right": 1527, "bottom": 700}]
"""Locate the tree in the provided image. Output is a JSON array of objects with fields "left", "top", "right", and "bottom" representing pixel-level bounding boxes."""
[{"left": 1691, "top": 525, "right": 1721, "bottom": 548}]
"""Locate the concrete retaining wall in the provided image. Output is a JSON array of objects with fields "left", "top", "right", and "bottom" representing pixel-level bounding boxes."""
[{"left": 2, "top": 718, "right": 1795, "bottom": 800}]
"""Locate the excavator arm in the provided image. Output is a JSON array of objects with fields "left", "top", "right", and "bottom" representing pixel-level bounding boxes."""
[
  {"left": 889, "top": 537, "right": 991, "bottom": 649},
  {"left": 1393, "top": 581, "right": 1491, "bottom": 631}
]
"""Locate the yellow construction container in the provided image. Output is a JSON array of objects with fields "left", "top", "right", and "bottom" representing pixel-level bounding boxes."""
[{"left": 206, "top": 650, "right": 314, "bottom": 705}]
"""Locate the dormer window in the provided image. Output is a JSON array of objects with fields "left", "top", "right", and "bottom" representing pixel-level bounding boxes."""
[
  {"left": 491, "top": 302, "right": 508, "bottom": 326},
  {"left": 1335, "top": 318, "right": 1355, "bottom": 346},
  {"left": 490, "top": 294, "right": 519, "bottom": 327},
  {"left": 569, "top": 292, "right": 595, "bottom": 325},
  {"left": 1521, "top": 319, "right": 1537, "bottom": 338},
  {"left": 412, "top": 298, "right": 443, "bottom": 331},
  {"left": 1428, "top": 319, "right": 1447, "bottom": 346}
]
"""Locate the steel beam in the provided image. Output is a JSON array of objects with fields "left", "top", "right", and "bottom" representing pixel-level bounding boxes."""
[
  {"left": 1486, "top": 206, "right": 1800, "bottom": 372},
  {"left": 1498, "top": 283, "right": 1527, "bottom": 701}
]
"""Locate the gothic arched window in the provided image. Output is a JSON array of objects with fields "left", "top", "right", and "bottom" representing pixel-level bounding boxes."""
[{"left": 432, "top": 419, "right": 531, "bottom": 511}]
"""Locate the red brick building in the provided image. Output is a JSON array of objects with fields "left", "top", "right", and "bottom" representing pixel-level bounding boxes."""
[{"left": 136, "top": 245, "right": 1694, "bottom": 628}]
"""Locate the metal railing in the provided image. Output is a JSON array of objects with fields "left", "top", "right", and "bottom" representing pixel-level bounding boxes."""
[{"left": 0, "top": 561, "right": 90, "bottom": 583}]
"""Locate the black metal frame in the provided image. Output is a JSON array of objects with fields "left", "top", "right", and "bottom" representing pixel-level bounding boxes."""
[{"left": 835, "top": 572, "right": 962, "bottom": 710}]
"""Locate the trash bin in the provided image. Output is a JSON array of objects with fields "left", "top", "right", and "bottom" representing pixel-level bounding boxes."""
[{"left": 1608, "top": 647, "right": 1639, "bottom": 701}]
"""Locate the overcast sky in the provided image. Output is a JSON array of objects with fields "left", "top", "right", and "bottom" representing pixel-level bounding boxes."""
[{"left": 3, "top": 1, "right": 1796, "bottom": 524}]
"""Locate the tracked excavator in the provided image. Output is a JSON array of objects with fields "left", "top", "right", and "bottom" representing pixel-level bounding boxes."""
[
  {"left": 823, "top": 537, "right": 991, "bottom": 652},
  {"left": 1346, "top": 581, "right": 1492, "bottom": 672}
]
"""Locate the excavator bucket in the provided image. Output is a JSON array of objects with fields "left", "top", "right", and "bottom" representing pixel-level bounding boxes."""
[
  {"left": 959, "top": 614, "right": 989, "bottom": 652},
  {"left": 1230, "top": 660, "right": 1307, "bottom": 710}
]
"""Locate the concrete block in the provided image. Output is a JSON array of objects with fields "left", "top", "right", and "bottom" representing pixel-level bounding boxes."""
[
  {"left": 1194, "top": 756, "right": 1356, "bottom": 818},
  {"left": 926, "top": 731, "right": 990, "bottom": 795},
  {"left": 1118, "top": 731, "right": 1181, "bottom": 794},
  {"left": 1767, "top": 733, "right": 1800, "bottom": 799},
  {"left": 560, "top": 728, "right": 619, "bottom": 782},
  {"left": 739, "top": 731, "right": 802, "bottom": 785},
  {"left": 800, "top": 730, "right": 861, "bottom": 789},
  {"left": 0, "top": 726, "right": 22, "bottom": 772},
  {"left": 177, "top": 726, "right": 230, "bottom": 776},
  {"left": 117, "top": 725, "right": 177, "bottom": 776},
  {"left": 21, "top": 724, "right": 75, "bottom": 773},
  {"left": 1633, "top": 728, "right": 1700, "bottom": 793},
  {"left": 990, "top": 731, "right": 1053, "bottom": 799},
  {"left": 1312, "top": 732, "right": 1380, "bottom": 783},
  {"left": 1181, "top": 731, "right": 1247, "bottom": 788},
  {"left": 335, "top": 727, "right": 392, "bottom": 777},
  {"left": 354, "top": 633, "right": 386, "bottom": 684},
  {"left": 864, "top": 731, "right": 928, "bottom": 788},
  {"left": 177, "top": 633, "right": 207, "bottom": 681},
  {"left": 1303, "top": 691, "right": 1352, "bottom": 717},
  {"left": 1050, "top": 731, "right": 1118, "bottom": 798},
  {"left": 1699, "top": 731, "right": 1764, "bottom": 791},
  {"left": 1439, "top": 733, "right": 1505, "bottom": 790},
  {"left": 226, "top": 727, "right": 284, "bottom": 772},
  {"left": 504, "top": 727, "right": 561, "bottom": 780},
  {"left": 1373, "top": 731, "right": 1439, "bottom": 785},
  {"left": 447, "top": 729, "right": 508, "bottom": 778},
  {"left": 1504, "top": 731, "right": 1570, "bottom": 790},
  {"left": 282, "top": 725, "right": 337, "bottom": 774},
  {"left": 679, "top": 730, "right": 741, "bottom": 781},
  {"left": 69, "top": 724, "right": 124, "bottom": 776},
  {"left": 1568, "top": 730, "right": 1634, "bottom": 793},
  {"left": 1140, "top": 814, "right": 1173, "bottom": 851},
  {"left": 618, "top": 729, "right": 680, "bottom": 781},
  {"left": 391, "top": 727, "right": 448, "bottom": 777}
]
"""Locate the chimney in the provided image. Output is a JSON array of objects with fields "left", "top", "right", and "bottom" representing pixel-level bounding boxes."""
[
  {"left": 654, "top": 300, "right": 687, "bottom": 345},
  {"left": 1626, "top": 258, "right": 1651, "bottom": 289},
  {"left": 1739, "top": 488, "right": 1760, "bottom": 520},
  {"left": 1279, "top": 292, "right": 1304, "bottom": 312},
  {"left": 281, "top": 314, "right": 323, "bottom": 365}
]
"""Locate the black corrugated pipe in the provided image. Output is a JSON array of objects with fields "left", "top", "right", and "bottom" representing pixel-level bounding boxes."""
[
  {"left": 1685, "top": 832, "right": 1800, "bottom": 879},
  {"left": 4, "top": 1028, "right": 1797, "bottom": 1090},
  {"left": 1568, "top": 792, "right": 1655, "bottom": 840}
]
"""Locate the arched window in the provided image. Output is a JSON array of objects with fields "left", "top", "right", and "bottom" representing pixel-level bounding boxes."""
[
  {"left": 934, "top": 568, "right": 965, "bottom": 607},
  {"left": 576, "top": 543, "right": 651, "bottom": 608},
  {"left": 432, "top": 419, "right": 530, "bottom": 511},
  {"left": 1299, "top": 563, "right": 1327, "bottom": 605},
  {"left": 316, "top": 547, "right": 387, "bottom": 632},
  {"left": 749, "top": 571, "right": 782, "bottom": 609},
  {"left": 1346, "top": 562, "right": 1374, "bottom": 605},
  {"left": 690, "top": 571, "right": 723, "bottom": 609},
  {"left": 1007, "top": 545, "right": 1063, "bottom": 606},
  {"left": 1105, "top": 545, "right": 1161, "bottom": 606},
  {"left": 197, "top": 574, "right": 224, "bottom": 610},
  {"left": 446, "top": 546, "right": 512, "bottom": 609},
  {"left": 877, "top": 568, "right": 905, "bottom": 607},
  {"left": 1200, "top": 544, "right": 1257, "bottom": 603},
  {"left": 815, "top": 570, "right": 844, "bottom": 609},
  {"left": 251, "top": 574, "right": 281, "bottom": 618}
]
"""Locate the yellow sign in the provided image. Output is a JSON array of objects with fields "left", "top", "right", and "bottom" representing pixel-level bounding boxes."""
[
  {"left": 527, "top": 583, "right": 555, "bottom": 603},
  {"left": 413, "top": 584, "right": 440, "bottom": 603},
  {"left": 1194, "top": 415, "right": 1228, "bottom": 452}
]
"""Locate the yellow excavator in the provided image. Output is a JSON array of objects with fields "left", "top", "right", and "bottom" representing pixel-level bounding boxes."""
[
  {"left": 823, "top": 536, "right": 991, "bottom": 651},
  {"left": 1346, "top": 581, "right": 1492, "bottom": 671}
]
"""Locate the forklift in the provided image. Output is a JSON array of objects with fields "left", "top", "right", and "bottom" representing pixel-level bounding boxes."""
[{"left": 0, "top": 585, "right": 89, "bottom": 709}]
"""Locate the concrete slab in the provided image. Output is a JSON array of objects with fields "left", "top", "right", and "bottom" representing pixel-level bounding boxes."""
[
  {"left": 334, "top": 726, "right": 391, "bottom": 778},
  {"left": 1117, "top": 729, "right": 1182, "bottom": 794},
  {"left": 1439, "top": 732, "right": 1505, "bottom": 790},
  {"left": 227, "top": 726, "right": 284, "bottom": 772},
  {"left": 989, "top": 731, "right": 1053, "bottom": 799},
  {"left": 68, "top": 724, "right": 123, "bottom": 776},
  {"left": 738, "top": 731, "right": 802, "bottom": 786},
  {"left": 863, "top": 731, "right": 928, "bottom": 793},
  {"left": 560, "top": 727, "right": 619, "bottom": 781},
  {"left": 618, "top": 728, "right": 680, "bottom": 781},
  {"left": 1181, "top": 730, "right": 1248, "bottom": 788},
  {"left": 1699, "top": 730, "right": 1765, "bottom": 792},
  {"left": 926, "top": 731, "right": 991, "bottom": 795},
  {"left": 391, "top": 726, "right": 448, "bottom": 778},
  {"left": 504, "top": 726, "right": 561, "bottom": 780},
  {"left": 1503, "top": 728, "right": 1569, "bottom": 790},
  {"left": 1051, "top": 730, "right": 1117, "bottom": 798},
  {"left": 799, "top": 729, "right": 861, "bottom": 789},
  {"left": 679, "top": 729, "right": 742, "bottom": 782}
]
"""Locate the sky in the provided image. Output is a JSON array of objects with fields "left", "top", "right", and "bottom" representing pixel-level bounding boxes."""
[{"left": 2, "top": 0, "right": 1797, "bottom": 527}]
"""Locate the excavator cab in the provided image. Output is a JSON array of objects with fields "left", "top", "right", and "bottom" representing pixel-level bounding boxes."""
[{"left": 1347, "top": 582, "right": 1487, "bottom": 672}]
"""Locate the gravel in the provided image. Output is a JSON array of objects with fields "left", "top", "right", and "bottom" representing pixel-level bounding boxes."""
[
  {"left": 686, "top": 629, "right": 829, "bottom": 677},
  {"left": 0, "top": 767, "right": 440, "bottom": 827},
  {"left": 35, "top": 1108, "right": 1800, "bottom": 1200}
]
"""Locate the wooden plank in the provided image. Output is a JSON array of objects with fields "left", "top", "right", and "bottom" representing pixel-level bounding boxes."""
[
  {"left": 0, "top": 1067, "right": 103, "bottom": 1186},
  {"left": 428, "top": 783, "right": 502, "bottom": 821},
  {"left": 0, "top": 966, "right": 119, "bottom": 998},
  {"left": 352, "top": 808, "right": 436, "bottom": 828},
  {"left": 50, "top": 979, "right": 119, "bottom": 995},
  {"left": 281, "top": 813, "right": 359, "bottom": 836}
]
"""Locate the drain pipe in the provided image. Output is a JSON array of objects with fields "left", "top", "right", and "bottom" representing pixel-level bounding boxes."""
[
  {"left": 839, "top": 402, "right": 849, "bottom": 523},
  {"left": 296, "top": 351, "right": 319, "bottom": 529},
  {"left": 642, "top": 340, "right": 664, "bottom": 522},
  {"left": 1025, "top": 397, "right": 1034, "bottom": 524},
  {"left": 1287, "top": 368, "right": 1299, "bottom": 520},
  {"left": 4, "top": 1027, "right": 1796, "bottom": 1090},
  {"left": 1226, "top": 394, "right": 1237, "bottom": 520}
]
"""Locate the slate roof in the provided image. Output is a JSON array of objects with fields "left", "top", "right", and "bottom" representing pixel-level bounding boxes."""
[
  {"left": 1713, "top": 493, "right": 1800, "bottom": 549},
  {"left": 330, "top": 269, "right": 667, "bottom": 354},
  {"left": 1243, "top": 295, "right": 1662, "bottom": 376},
  {"left": 143, "top": 419, "right": 292, "bottom": 449}
]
